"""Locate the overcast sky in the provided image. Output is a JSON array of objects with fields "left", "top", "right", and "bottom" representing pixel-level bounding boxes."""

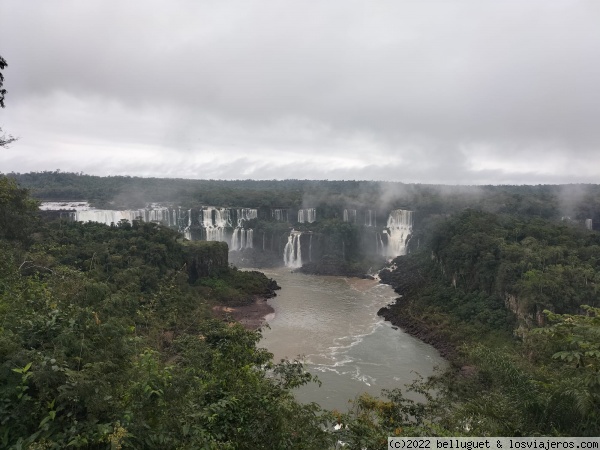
[{"left": 1, "top": 1, "right": 599, "bottom": 184}]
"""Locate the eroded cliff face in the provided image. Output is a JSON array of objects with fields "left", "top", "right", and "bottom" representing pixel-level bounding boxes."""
[
  {"left": 431, "top": 251, "right": 547, "bottom": 331},
  {"left": 184, "top": 241, "right": 229, "bottom": 282},
  {"left": 504, "top": 293, "right": 546, "bottom": 334}
]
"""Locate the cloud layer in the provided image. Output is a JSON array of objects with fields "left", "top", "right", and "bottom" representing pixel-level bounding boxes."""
[{"left": 1, "top": 0, "right": 599, "bottom": 183}]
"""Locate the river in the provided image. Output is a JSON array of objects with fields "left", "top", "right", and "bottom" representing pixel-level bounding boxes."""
[{"left": 258, "top": 268, "right": 446, "bottom": 412}]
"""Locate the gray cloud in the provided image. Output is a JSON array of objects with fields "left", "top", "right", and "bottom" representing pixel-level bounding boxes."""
[{"left": 1, "top": 0, "right": 599, "bottom": 183}]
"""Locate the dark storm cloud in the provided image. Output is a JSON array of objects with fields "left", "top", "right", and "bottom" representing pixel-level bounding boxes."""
[{"left": 1, "top": 0, "right": 599, "bottom": 182}]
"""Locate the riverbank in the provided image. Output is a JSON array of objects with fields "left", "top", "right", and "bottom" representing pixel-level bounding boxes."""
[
  {"left": 213, "top": 295, "right": 275, "bottom": 330},
  {"left": 377, "top": 299, "right": 455, "bottom": 360},
  {"left": 377, "top": 256, "right": 458, "bottom": 361}
]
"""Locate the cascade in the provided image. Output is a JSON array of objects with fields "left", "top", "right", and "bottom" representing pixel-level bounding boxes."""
[
  {"left": 272, "top": 209, "right": 288, "bottom": 222},
  {"left": 309, "top": 234, "right": 313, "bottom": 261},
  {"left": 215, "top": 208, "right": 232, "bottom": 227},
  {"left": 365, "top": 210, "right": 376, "bottom": 227},
  {"left": 75, "top": 209, "right": 149, "bottom": 225},
  {"left": 384, "top": 209, "right": 413, "bottom": 257},
  {"left": 202, "top": 208, "right": 214, "bottom": 228},
  {"left": 48, "top": 202, "right": 261, "bottom": 248},
  {"left": 229, "top": 208, "right": 257, "bottom": 251},
  {"left": 283, "top": 230, "right": 303, "bottom": 268},
  {"left": 69, "top": 203, "right": 188, "bottom": 228},
  {"left": 247, "top": 229, "right": 253, "bottom": 248},
  {"left": 182, "top": 208, "right": 193, "bottom": 240},
  {"left": 39, "top": 201, "right": 90, "bottom": 211},
  {"left": 202, "top": 207, "right": 230, "bottom": 243},
  {"left": 236, "top": 208, "right": 258, "bottom": 226},
  {"left": 147, "top": 206, "right": 171, "bottom": 224},
  {"left": 231, "top": 228, "right": 240, "bottom": 251},
  {"left": 298, "top": 208, "right": 316, "bottom": 223},
  {"left": 230, "top": 227, "right": 254, "bottom": 251},
  {"left": 343, "top": 209, "right": 357, "bottom": 223},
  {"left": 375, "top": 232, "right": 385, "bottom": 256},
  {"left": 586, "top": 219, "right": 593, "bottom": 230}
]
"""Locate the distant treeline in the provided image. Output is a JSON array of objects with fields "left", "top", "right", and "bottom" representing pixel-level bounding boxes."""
[{"left": 5, "top": 171, "right": 600, "bottom": 227}]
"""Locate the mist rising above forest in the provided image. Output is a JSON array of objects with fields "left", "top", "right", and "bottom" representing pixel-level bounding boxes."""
[{"left": 8, "top": 171, "right": 600, "bottom": 225}]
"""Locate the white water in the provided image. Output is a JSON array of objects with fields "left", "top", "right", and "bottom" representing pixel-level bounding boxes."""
[
  {"left": 298, "top": 208, "right": 316, "bottom": 223},
  {"left": 231, "top": 228, "right": 254, "bottom": 251},
  {"left": 365, "top": 210, "right": 376, "bottom": 227},
  {"left": 39, "top": 201, "right": 91, "bottom": 211},
  {"left": 384, "top": 209, "right": 413, "bottom": 257},
  {"left": 41, "top": 202, "right": 261, "bottom": 251},
  {"left": 376, "top": 232, "right": 385, "bottom": 256},
  {"left": 260, "top": 269, "right": 445, "bottom": 411},
  {"left": 283, "top": 230, "right": 303, "bottom": 268}
]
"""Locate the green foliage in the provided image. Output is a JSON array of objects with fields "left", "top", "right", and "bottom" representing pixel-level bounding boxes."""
[
  {"left": 373, "top": 209, "right": 600, "bottom": 439},
  {"left": 0, "top": 176, "right": 40, "bottom": 241},
  {"left": 198, "top": 267, "right": 277, "bottom": 306},
  {"left": 4, "top": 174, "right": 600, "bottom": 444},
  {"left": 429, "top": 210, "right": 600, "bottom": 319},
  {"left": 0, "top": 188, "right": 334, "bottom": 448}
]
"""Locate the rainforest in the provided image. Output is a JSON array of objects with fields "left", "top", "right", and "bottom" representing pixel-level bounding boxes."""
[{"left": 1, "top": 172, "right": 599, "bottom": 449}]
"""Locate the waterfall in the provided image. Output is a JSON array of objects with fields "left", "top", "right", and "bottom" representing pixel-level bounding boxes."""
[
  {"left": 283, "top": 230, "right": 303, "bottom": 268},
  {"left": 272, "top": 209, "right": 288, "bottom": 222},
  {"left": 375, "top": 232, "right": 385, "bottom": 256},
  {"left": 51, "top": 203, "right": 259, "bottom": 248},
  {"left": 384, "top": 209, "right": 413, "bottom": 257},
  {"left": 309, "top": 234, "right": 312, "bottom": 261},
  {"left": 202, "top": 208, "right": 213, "bottom": 228},
  {"left": 230, "top": 227, "right": 254, "bottom": 251},
  {"left": 236, "top": 208, "right": 257, "bottom": 225},
  {"left": 229, "top": 208, "right": 257, "bottom": 251},
  {"left": 214, "top": 208, "right": 232, "bottom": 227},
  {"left": 202, "top": 207, "right": 230, "bottom": 243},
  {"left": 365, "top": 210, "right": 376, "bottom": 227},
  {"left": 586, "top": 219, "right": 593, "bottom": 230},
  {"left": 298, "top": 208, "right": 316, "bottom": 223},
  {"left": 343, "top": 209, "right": 357, "bottom": 223},
  {"left": 181, "top": 208, "right": 193, "bottom": 240},
  {"left": 231, "top": 228, "right": 240, "bottom": 251},
  {"left": 67, "top": 202, "right": 186, "bottom": 228},
  {"left": 75, "top": 209, "right": 148, "bottom": 225},
  {"left": 247, "top": 229, "right": 253, "bottom": 248}
]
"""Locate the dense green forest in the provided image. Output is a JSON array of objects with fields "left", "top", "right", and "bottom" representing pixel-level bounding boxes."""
[
  {"left": 376, "top": 210, "right": 600, "bottom": 437},
  {"left": 6, "top": 171, "right": 600, "bottom": 227},
  {"left": 0, "top": 176, "right": 335, "bottom": 449},
  {"left": 2, "top": 174, "right": 600, "bottom": 448}
]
